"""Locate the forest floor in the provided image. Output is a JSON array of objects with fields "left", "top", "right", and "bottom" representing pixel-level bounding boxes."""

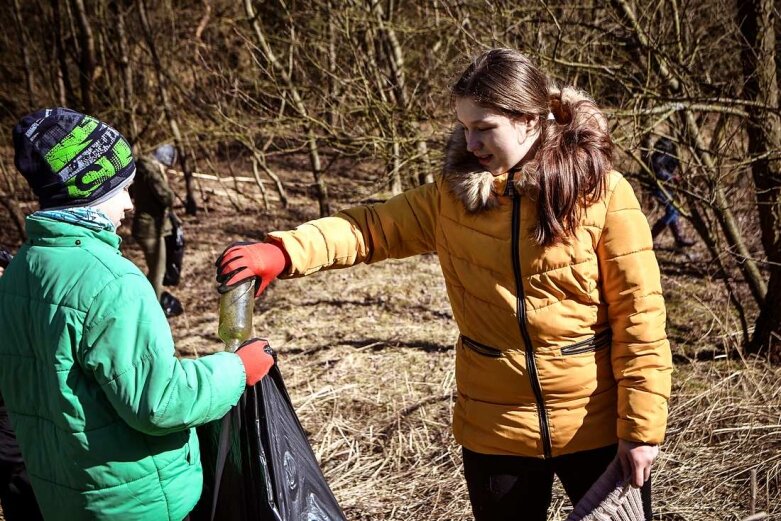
[{"left": 0, "top": 155, "right": 779, "bottom": 520}]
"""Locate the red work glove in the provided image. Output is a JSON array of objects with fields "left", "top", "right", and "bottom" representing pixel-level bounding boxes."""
[
  {"left": 235, "top": 338, "right": 275, "bottom": 386},
  {"left": 216, "top": 241, "right": 288, "bottom": 297}
]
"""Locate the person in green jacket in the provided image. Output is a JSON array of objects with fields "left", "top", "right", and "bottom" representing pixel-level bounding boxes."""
[
  {"left": 130, "top": 145, "right": 176, "bottom": 304},
  {"left": 0, "top": 108, "right": 274, "bottom": 521}
]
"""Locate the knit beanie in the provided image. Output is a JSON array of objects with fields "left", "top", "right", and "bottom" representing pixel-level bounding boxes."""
[
  {"left": 12, "top": 107, "right": 136, "bottom": 210},
  {"left": 153, "top": 144, "right": 177, "bottom": 168}
]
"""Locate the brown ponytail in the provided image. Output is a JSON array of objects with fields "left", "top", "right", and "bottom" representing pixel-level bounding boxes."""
[
  {"left": 525, "top": 87, "right": 613, "bottom": 246},
  {"left": 450, "top": 50, "right": 614, "bottom": 246}
]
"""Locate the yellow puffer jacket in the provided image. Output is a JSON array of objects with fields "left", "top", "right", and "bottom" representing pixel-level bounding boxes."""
[{"left": 268, "top": 154, "right": 672, "bottom": 459}]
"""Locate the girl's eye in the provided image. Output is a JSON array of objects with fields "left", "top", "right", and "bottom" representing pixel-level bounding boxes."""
[{"left": 463, "top": 125, "right": 493, "bottom": 136}]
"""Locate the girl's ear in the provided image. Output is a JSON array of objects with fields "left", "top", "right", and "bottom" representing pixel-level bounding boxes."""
[
  {"left": 516, "top": 115, "right": 540, "bottom": 144},
  {"left": 525, "top": 115, "right": 540, "bottom": 133}
]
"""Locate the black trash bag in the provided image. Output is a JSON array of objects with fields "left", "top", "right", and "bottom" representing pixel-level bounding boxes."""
[
  {"left": 192, "top": 348, "right": 346, "bottom": 521},
  {"left": 163, "top": 212, "right": 185, "bottom": 287}
]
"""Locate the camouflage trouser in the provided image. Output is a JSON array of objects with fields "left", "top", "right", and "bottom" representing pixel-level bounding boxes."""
[{"left": 137, "top": 234, "right": 166, "bottom": 301}]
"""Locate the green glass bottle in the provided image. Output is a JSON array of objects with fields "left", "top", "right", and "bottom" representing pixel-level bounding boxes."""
[{"left": 218, "top": 279, "right": 255, "bottom": 352}]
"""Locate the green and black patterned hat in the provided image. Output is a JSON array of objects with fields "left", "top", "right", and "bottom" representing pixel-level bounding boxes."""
[{"left": 12, "top": 107, "right": 136, "bottom": 209}]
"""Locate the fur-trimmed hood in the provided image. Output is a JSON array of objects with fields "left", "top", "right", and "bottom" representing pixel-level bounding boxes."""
[{"left": 442, "top": 125, "right": 523, "bottom": 212}]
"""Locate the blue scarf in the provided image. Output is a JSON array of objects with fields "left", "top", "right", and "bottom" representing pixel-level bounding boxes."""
[{"left": 34, "top": 207, "right": 116, "bottom": 233}]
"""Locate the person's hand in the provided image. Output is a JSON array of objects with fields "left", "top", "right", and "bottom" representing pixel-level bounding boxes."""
[
  {"left": 235, "top": 338, "right": 275, "bottom": 386},
  {"left": 215, "top": 241, "right": 288, "bottom": 297},
  {"left": 617, "top": 439, "right": 658, "bottom": 488}
]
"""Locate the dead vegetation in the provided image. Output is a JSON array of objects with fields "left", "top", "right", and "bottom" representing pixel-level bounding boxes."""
[
  {"left": 128, "top": 169, "right": 777, "bottom": 521},
  {"left": 2, "top": 0, "right": 780, "bottom": 356},
  {"left": 0, "top": 1, "right": 779, "bottom": 516},
  {"left": 0, "top": 149, "right": 777, "bottom": 520}
]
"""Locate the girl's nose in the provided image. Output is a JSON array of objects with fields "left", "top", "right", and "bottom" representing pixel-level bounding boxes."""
[{"left": 465, "top": 132, "right": 481, "bottom": 153}]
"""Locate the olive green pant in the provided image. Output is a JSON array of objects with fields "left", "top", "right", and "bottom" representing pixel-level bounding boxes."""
[{"left": 137, "top": 235, "right": 166, "bottom": 301}]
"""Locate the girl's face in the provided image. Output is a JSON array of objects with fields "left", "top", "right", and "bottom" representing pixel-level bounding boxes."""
[{"left": 455, "top": 97, "right": 540, "bottom": 176}]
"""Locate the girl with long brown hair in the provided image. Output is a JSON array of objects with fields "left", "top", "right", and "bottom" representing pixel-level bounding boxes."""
[{"left": 217, "top": 48, "right": 672, "bottom": 520}]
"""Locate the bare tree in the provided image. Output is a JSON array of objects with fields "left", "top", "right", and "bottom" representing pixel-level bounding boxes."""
[
  {"left": 138, "top": 0, "right": 198, "bottom": 215},
  {"left": 71, "top": 0, "right": 96, "bottom": 113},
  {"left": 244, "top": 0, "right": 330, "bottom": 216},
  {"left": 739, "top": 0, "right": 781, "bottom": 359},
  {"left": 11, "top": 0, "right": 36, "bottom": 109},
  {"left": 51, "top": 0, "right": 76, "bottom": 107},
  {"left": 111, "top": 0, "right": 138, "bottom": 146},
  {"left": 0, "top": 0, "right": 778, "bottom": 361}
]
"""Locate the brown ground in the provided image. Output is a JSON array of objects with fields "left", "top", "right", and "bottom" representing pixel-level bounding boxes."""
[{"left": 0, "top": 158, "right": 779, "bottom": 520}]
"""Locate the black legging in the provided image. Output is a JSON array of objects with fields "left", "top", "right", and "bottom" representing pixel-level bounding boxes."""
[
  {"left": 462, "top": 444, "right": 652, "bottom": 521},
  {"left": 0, "top": 461, "right": 43, "bottom": 521}
]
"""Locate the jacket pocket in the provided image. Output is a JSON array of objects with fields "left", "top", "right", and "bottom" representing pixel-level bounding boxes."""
[
  {"left": 560, "top": 329, "right": 612, "bottom": 355},
  {"left": 461, "top": 335, "right": 502, "bottom": 358}
]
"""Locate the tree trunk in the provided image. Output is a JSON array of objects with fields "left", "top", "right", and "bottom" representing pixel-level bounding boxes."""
[
  {"left": 251, "top": 158, "right": 270, "bottom": 211},
  {"left": 372, "top": 1, "right": 433, "bottom": 190},
  {"left": 52, "top": 0, "right": 75, "bottom": 107},
  {"left": 739, "top": 0, "right": 781, "bottom": 359},
  {"left": 238, "top": 140, "right": 288, "bottom": 209},
  {"left": 389, "top": 127, "right": 402, "bottom": 195},
  {"left": 688, "top": 201, "right": 751, "bottom": 348},
  {"left": 326, "top": 0, "right": 339, "bottom": 128},
  {"left": 138, "top": 0, "right": 198, "bottom": 215},
  {"left": 679, "top": 109, "right": 768, "bottom": 305},
  {"left": 111, "top": 1, "right": 138, "bottom": 146},
  {"left": 611, "top": 0, "right": 768, "bottom": 307},
  {"left": 71, "top": 0, "right": 95, "bottom": 113},
  {"left": 417, "top": 135, "right": 433, "bottom": 186},
  {"left": 12, "top": 0, "right": 36, "bottom": 109},
  {"left": 0, "top": 197, "right": 27, "bottom": 242},
  {"left": 244, "top": 0, "right": 329, "bottom": 216}
]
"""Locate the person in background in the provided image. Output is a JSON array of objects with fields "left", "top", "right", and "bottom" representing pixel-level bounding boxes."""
[
  {"left": 0, "top": 398, "right": 42, "bottom": 521},
  {"left": 130, "top": 143, "right": 181, "bottom": 315},
  {"left": 0, "top": 246, "right": 43, "bottom": 521},
  {"left": 0, "top": 246, "right": 10, "bottom": 275},
  {"left": 216, "top": 48, "right": 672, "bottom": 521},
  {"left": 649, "top": 137, "right": 695, "bottom": 248},
  {"left": 1, "top": 108, "right": 274, "bottom": 521}
]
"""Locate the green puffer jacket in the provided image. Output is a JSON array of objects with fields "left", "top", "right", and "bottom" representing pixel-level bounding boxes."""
[{"left": 0, "top": 215, "right": 246, "bottom": 521}]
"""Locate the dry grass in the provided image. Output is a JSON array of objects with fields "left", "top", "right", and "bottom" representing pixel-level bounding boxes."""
[
  {"left": 0, "top": 166, "right": 778, "bottom": 520},
  {"left": 148, "top": 169, "right": 780, "bottom": 521}
]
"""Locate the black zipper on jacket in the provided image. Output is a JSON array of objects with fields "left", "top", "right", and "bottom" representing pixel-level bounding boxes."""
[
  {"left": 461, "top": 335, "right": 503, "bottom": 358},
  {"left": 560, "top": 329, "right": 612, "bottom": 355},
  {"left": 511, "top": 188, "right": 553, "bottom": 459}
]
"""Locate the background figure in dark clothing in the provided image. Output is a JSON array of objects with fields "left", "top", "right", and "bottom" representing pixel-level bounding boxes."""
[
  {"left": 0, "top": 249, "right": 43, "bottom": 521},
  {"left": 130, "top": 144, "right": 181, "bottom": 316},
  {"left": 0, "top": 397, "right": 43, "bottom": 521},
  {"left": 649, "top": 137, "right": 695, "bottom": 248}
]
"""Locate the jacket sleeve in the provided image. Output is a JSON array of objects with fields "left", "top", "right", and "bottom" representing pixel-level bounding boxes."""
[
  {"left": 79, "top": 273, "right": 246, "bottom": 436},
  {"left": 596, "top": 175, "right": 673, "bottom": 445},
  {"left": 268, "top": 182, "right": 440, "bottom": 277}
]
